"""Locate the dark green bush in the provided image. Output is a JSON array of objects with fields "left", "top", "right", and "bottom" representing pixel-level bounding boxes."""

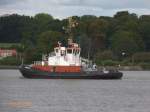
[
  {"left": 99, "top": 60, "right": 119, "bottom": 66},
  {"left": 138, "top": 63, "right": 150, "bottom": 70},
  {"left": 0, "top": 56, "right": 21, "bottom": 65},
  {"left": 133, "top": 52, "right": 150, "bottom": 62},
  {"left": 121, "top": 59, "right": 131, "bottom": 66},
  {"left": 95, "top": 50, "right": 114, "bottom": 61}
]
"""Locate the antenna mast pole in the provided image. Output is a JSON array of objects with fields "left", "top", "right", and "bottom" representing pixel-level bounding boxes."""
[{"left": 66, "top": 17, "right": 78, "bottom": 45}]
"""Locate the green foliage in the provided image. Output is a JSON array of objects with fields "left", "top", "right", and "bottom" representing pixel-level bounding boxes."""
[
  {"left": 111, "top": 30, "right": 141, "bottom": 57},
  {"left": 138, "top": 63, "right": 150, "bottom": 70},
  {"left": 38, "top": 31, "right": 63, "bottom": 53},
  {"left": 34, "top": 13, "right": 54, "bottom": 33},
  {"left": 0, "top": 11, "right": 150, "bottom": 64},
  {"left": 0, "top": 14, "right": 33, "bottom": 43},
  {"left": 35, "top": 13, "right": 53, "bottom": 21},
  {"left": 24, "top": 48, "right": 41, "bottom": 64},
  {"left": 0, "top": 57, "right": 21, "bottom": 65},
  {"left": 114, "top": 11, "right": 138, "bottom": 31},
  {"left": 95, "top": 50, "right": 114, "bottom": 61},
  {"left": 0, "top": 43, "right": 21, "bottom": 49},
  {"left": 132, "top": 52, "right": 150, "bottom": 62},
  {"left": 139, "top": 15, "right": 150, "bottom": 51},
  {"left": 97, "top": 60, "right": 119, "bottom": 66}
]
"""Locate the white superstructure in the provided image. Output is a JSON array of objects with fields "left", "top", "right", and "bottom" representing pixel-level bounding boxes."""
[{"left": 44, "top": 40, "right": 81, "bottom": 66}]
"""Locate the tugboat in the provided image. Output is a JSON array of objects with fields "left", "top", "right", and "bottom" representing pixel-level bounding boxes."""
[
  {"left": 19, "top": 17, "right": 123, "bottom": 79},
  {"left": 19, "top": 40, "right": 123, "bottom": 79}
]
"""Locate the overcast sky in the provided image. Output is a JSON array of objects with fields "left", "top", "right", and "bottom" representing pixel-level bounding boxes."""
[{"left": 0, "top": 0, "right": 150, "bottom": 19}]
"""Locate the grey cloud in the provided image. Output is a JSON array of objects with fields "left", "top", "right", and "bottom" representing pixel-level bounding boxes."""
[
  {"left": 0, "top": 0, "right": 22, "bottom": 5},
  {"left": 0, "top": 0, "right": 150, "bottom": 9},
  {"left": 57, "top": 0, "right": 150, "bottom": 9},
  {"left": 0, "top": 0, "right": 150, "bottom": 19}
]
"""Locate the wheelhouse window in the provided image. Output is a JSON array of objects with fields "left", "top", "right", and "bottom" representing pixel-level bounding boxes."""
[
  {"left": 76, "top": 49, "right": 80, "bottom": 54},
  {"left": 67, "top": 49, "right": 72, "bottom": 54},
  {"left": 55, "top": 49, "right": 59, "bottom": 53},
  {"left": 61, "top": 50, "right": 66, "bottom": 56},
  {"left": 56, "top": 49, "right": 58, "bottom": 53}
]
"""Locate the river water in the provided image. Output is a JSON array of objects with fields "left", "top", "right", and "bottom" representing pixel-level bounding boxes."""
[{"left": 0, "top": 70, "right": 150, "bottom": 112}]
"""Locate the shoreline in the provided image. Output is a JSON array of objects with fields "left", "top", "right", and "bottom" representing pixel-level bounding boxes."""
[
  {"left": 0, "top": 65, "right": 19, "bottom": 69},
  {"left": 103, "top": 66, "right": 144, "bottom": 71},
  {"left": 0, "top": 65, "right": 149, "bottom": 71}
]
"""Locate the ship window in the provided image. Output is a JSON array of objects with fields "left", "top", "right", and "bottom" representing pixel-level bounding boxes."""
[
  {"left": 67, "top": 49, "right": 72, "bottom": 54},
  {"left": 55, "top": 49, "right": 58, "bottom": 53},
  {"left": 75, "top": 49, "right": 78, "bottom": 55},
  {"left": 61, "top": 50, "right": 65, "bottom": 56},
  {"left": 73, "top": 49, "right": 76, "bottom": 54},
  {"left": 76, "top": 50, "right": 79, "bottom": 54}
]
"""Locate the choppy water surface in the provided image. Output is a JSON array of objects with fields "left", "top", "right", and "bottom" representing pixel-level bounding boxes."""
[{"left": 0, "top": 70, "right": 150, "bottom": 112}]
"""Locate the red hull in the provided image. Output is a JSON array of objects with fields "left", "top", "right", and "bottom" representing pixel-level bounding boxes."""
[{"left": 32, "top": 65, "right": 81, "bottom": 73}]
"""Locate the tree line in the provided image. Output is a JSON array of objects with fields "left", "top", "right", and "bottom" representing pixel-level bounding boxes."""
[{"left": 0, "top": 11, "right": 150, "bottom": 64}]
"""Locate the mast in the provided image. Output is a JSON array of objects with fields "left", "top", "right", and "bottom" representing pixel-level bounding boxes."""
[{"left": 65, "top": 17, "right": 78, "bottom": 45}]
